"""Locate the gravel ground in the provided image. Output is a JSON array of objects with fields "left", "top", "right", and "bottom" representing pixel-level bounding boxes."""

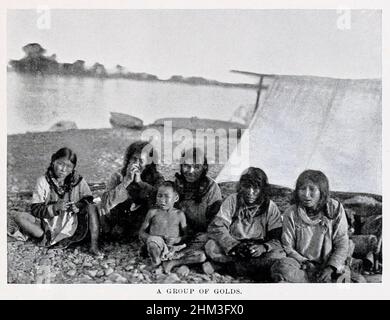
[
  {"left": 7, "top": 128, "right": 382, "bottom": 284},
  {"left": 7, "top": 236, "right": 249, "bottom": 284},
  {"left": 7, "top": 128, "right": 244, "bottom": 284},
  {"left": 6, "top": 182, "right": 254, "bottom": 284}
]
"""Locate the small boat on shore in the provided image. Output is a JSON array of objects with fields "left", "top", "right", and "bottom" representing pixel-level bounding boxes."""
[
  {"left": 109, "top": 112, "right": 144, "bottom": 129},
  {"left": 151, "top": 116, "right": 246, "bottom": 131}
]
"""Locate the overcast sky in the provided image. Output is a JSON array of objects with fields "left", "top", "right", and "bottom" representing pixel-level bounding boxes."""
[{"left": 7, "top": 9, "right": 381, "bottom": 83}]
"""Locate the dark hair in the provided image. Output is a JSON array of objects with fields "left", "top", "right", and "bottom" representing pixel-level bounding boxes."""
[
  {"left": 292, "top": 170, "right": 330, "bottom": 210},
  {"left": 179, "top": 147, "right": 208, "bottom": 177},
  {"left": 174, "top": 147, "right": 211, "bottom": 203},
  {"left": 121, "top": 141, "right": 157, "bottom": 177},
  {"left": 237, "top": 167, "right": 270, "bottom": 203},
  {"left": 158, "top": 181, "right": 178, "bottom": 194},
  {"left": 50, "top": 147, "right": 77, "bottom": 168},
  {"left": 48, "top": 147, "right": 80, "bottom": 188}
]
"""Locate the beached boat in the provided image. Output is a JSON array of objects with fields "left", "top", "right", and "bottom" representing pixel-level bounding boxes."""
[
  {"left": 151, "top": 116, "right": 246, "bottom": 131},
  {"left": 109, "top": 112, "right": 143, "bottom": 129}
]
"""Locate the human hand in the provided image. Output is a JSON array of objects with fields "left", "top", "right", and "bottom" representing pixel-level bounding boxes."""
[
  {"left": 125, "top": 164, "right": 141, "bottom": 185},
  {"left": 67, "top": 202, "right": 79, "bottom": 214},
  {"left": 53, "top": 199, "right": 67, "bottom": 214},
  {"left": 133, "top": 169, "right": 141, "bottom": 183},
  {"left": 123, "top": 167, "right": 135, "bottom": 187},
  {"left": 249, "top": 244, "right": 267, "bottom": 257},
  {"left": 317, "top": 266, "right": 334, "bottom": 283},
  {"left": 301, "top": 260, "right": 317, "bottom": 271}
]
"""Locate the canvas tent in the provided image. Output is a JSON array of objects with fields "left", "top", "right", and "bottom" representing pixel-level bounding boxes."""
[{"left": 216, "top": 75, "right": 382, "bottom": 195}]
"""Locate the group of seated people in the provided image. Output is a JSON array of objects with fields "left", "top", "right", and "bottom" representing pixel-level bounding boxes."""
[{"left": 14, "top": 140, "right": 352, "bottom": 283}]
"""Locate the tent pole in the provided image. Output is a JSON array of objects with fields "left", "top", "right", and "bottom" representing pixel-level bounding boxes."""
[{"left": 254, "top": 75, "right": 264, "bottom": 113}]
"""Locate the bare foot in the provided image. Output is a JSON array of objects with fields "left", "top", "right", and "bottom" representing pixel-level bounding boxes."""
[
  {"left": 162, "top": 260, "right": 177, "bottom": 274},
  {"left": 202, "top": 261, "right": 215, "bottom": 275},
  {"left": 151, "top": 256, "right": 161, "bottom": 267},
  {"left": 176, "top": 265, "right": 190, "bottom": 277},
  {"left": 90, "top": 246, "right": 102, "bottom": 257},
  {"left": 171, "top": 244, "right": 187, "bottom": 252}
]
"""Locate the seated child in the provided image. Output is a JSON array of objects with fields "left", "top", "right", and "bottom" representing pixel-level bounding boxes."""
[
  {"left": 273, "top": 170, "right": 351, "bottom": 283},
  {"left": 139, "top": 181, "right": 187, "bottom": 266},
  {"left": 14, "top": 147, "right": 100, "bottom": 255}
]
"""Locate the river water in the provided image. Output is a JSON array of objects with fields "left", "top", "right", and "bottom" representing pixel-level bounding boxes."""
[{"left": 7, "top": 72, "right": 256, "bottom": 134}]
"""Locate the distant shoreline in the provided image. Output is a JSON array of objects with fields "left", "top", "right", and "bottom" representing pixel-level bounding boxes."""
[
  {"left": 8, "top": 42, "right": 259, "bottom": 90},
  {"left": 7, "top": 69, "right": 258, "bottom": 90}
]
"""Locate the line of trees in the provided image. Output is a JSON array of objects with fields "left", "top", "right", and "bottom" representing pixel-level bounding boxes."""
[
  {"left": 8, "top": 43, "right": 257, "bottom": 89},
  {"left": 8, "top": 43, "right": 158, "bottom": 80}
]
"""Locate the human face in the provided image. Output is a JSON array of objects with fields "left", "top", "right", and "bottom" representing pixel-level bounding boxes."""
[
  {"left": 240, "top": 185, "right": 261, "bottom": 205},
  {"left": 182, "top": 162, "right": 204, "bottom": 183},
  {"left": 53, "top": 157, "right": 74, "bottom": 180},
  {"left": 128, "top": 152, "right": 147, "bottom": 172},
  {"left": 298, "top": 180, "right": 321, "bottom": 209},
  {"left": 156, "top": 186, "right": 178, "bottom": 210}
]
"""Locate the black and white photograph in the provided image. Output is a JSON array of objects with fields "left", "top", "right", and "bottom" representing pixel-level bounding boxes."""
[{"left": 2, "top": 1, "right": 387, "bottom": 299}]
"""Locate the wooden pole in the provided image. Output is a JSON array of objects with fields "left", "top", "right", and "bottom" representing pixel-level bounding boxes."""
[
  {"left": 229, "top": 70, "right": 274, "bottom": 114},
  {"left": 254, "top": 75, "right": 264, "bottom": 114}
]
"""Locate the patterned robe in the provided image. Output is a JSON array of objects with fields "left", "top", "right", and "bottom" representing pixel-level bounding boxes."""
[{"left": 31, "top": 175, "right": 92, "bottom": 247}]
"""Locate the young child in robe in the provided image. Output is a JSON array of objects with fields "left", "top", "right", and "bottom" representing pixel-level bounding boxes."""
[
  {"left": 14, "top": 147, "right": 100, "bottom": 255},
  {"left": 272, "top": 170, "right": 350, "bottom": 283},
  {"left": 139, "top": 181, "right": 187, "bottom": 267}
]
